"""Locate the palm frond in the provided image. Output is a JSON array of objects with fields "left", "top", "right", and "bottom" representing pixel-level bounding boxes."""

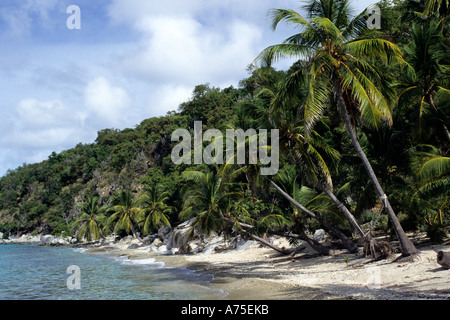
[
  {"left": 268, "top": 8, "right": 309, "bottom": 30},
  {"left": 418, "top": 155, "right": 450, "bottom": 179},
  {"left": 254, "top": 43, "right": 311, "bottom": 67}
]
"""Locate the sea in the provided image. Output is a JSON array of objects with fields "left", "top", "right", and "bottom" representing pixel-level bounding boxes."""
[{"left": 0, "top": 244, "right": 225, "bottom": 300}]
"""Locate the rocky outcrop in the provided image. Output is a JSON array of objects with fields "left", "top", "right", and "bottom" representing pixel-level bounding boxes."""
[
  {"left": 167, "top": 219, "right": 196, "bottom": 254},
  {"left": 0, "top": 233, "right": 73, "bottom": 246}
]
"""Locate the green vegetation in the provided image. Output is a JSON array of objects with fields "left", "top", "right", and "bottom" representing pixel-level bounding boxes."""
[{"left": 0, "top": 0, "right": 448, "bottom": 257}]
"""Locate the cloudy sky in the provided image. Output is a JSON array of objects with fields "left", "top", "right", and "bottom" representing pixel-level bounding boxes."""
[{"left": 0, "top": 0, "right": 376, "bottom": 176}]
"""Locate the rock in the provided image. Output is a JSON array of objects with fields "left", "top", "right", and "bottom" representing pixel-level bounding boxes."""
[
  {"left": 50, "top": 237, "right": 69, "bottom": 246},
  {"left": 142, "top": 234, "right": 158, "bottom": 245},
  {"left": 152, "top": 238, "right": 163, "bottom": 247},
  {"left": 127, "top": 243, "right": 141, "bottom": 249},
  {"left": 158, "top": 225, "right": 173, "bottom": 243},
  {"left": 123, "top": 237, "right": 143, "bottom": 249},
  {"left": 114, "top": 235, "right": 135, "bottom": 249},
  {"left": 157, "top": 245, "right": 172, "bottom": 255},
  {"left": 189, "top": 241, "right": 204, "bottom": 254},
  {"left": 168, "top": 219, "right": 195, "bottom": 253},
  {"left": 313, "top": 229, "right": 327, "bottom": 242},
  {"left": 40, "top": 234, "right": 55, "bottom": 244},
  {"left": 6, "top": 234, "right": 39, "bottom": 244},
  {"left": 236, "top": 239, "right": 259, "bottom": 250},
  {"left": 437, "top": 251, "right": 450, "bottom": 269},
  {"left": 202, "top": 236, "right": 224, "bottom": 255}
]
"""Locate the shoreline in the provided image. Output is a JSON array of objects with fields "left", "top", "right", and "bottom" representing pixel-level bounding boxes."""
[
  {"left": 3, "top": 235, "right": 450, "bottom": 300},
  {"left": 83, "top": 238, "right": 450, "bottom": 300},
  {"left": 84, "top": 243, "right": 339, "bottom": 300}
]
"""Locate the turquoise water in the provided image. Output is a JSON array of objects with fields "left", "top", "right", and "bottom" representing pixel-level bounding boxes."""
[{"left": 0, "top": 244, "right": 224, "bottom": 300}]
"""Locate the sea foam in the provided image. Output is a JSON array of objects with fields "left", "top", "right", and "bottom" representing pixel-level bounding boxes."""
[{"left": 119, "top": 257, "right": 165, "bottom": 268}]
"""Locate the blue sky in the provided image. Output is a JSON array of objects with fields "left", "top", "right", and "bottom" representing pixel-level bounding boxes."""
[{"left": 0, "top": 0, "right": 376, "bottom": 176}]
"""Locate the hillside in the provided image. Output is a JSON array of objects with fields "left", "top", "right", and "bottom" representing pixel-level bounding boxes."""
[{"left": 0, "top": 82, "right": 251, "bottom": 237}]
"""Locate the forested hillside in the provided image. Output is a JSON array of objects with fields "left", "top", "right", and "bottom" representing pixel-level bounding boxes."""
[{"left": 0, "top": 0, "right": 448, "bottom": 258}]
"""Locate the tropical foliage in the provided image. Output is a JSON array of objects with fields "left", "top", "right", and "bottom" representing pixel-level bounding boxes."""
[{"left": 0, "top": 0, "right": 448, "bottom": 256}]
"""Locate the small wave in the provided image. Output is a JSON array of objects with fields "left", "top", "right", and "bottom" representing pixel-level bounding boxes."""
[
  {"left": 120, "top": 257, "right": 165, "bottom": 268},
  {"left": 72, "top": 248, "right": 88, "bottom": 254}
]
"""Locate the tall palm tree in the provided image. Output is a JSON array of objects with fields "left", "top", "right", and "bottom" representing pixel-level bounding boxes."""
[
  {"left": 108, "top": 189, "right": 142, "bottom": 240},
  {"left": 138, "top": 184, "right": 172, "bottom": 236},
  {"left": 236, "top": 66, "right": 362, "bottom": 253},
  {"left": 72, "top": 196, "right": 107, "bottom": 241},
  {"left": 256, "top": 0, "right": 418, "bottom": 256}
]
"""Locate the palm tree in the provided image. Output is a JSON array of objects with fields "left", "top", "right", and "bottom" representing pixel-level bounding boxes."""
[
  {"left": 236, "top": 65, "right": 362, "bottom": 253},
  {"left": 398, "top": 20, "right": 450, "bottom": 144},
  {"left": 180, "top": 168, "right": 241, "bottom": 235},
  {"left": 137, "top": 184, "right": 172, "bottom": 236},
  {"left": 409, "top": 147, "right": 450, "bottom": 242},
  {"left": 108, "top": 189, "right": 142, "bottom": 240},
  {"left": 256, "top": 0, "right": 418, "bottom": 256},
  {"left": 72, "top": 196, "right": 107, "bottom": 242}
]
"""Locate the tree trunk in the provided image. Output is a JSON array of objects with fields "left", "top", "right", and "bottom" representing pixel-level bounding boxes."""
[
  {"left": 333, "top": 79, "right": 417, "bottom": 257},
  {"left": 249, "top": 234, "right": 292, "bottom": 255},
  {"left": 270, "top": 181, "right": 358, "bottom": 253},
  {"left": 437, "top": 251, "right": 450, "bottom": 269},
  {"left": 221, "top": 217, "right": 292, "bottom": 254},
  {"left": 317, "top": 183, "right": 393, "bottom": 259},
  {"left": 130, "top": 223, "right": 143, "bottom": 242},
  {"left": 272, "top": 230, "right": 336, "bottom": 255},
  {"left": 317, "top": 183, "right": 366, "bottom": 238},
  {"left": 226, "top": 216, "right": 336, "bottom": 256}
]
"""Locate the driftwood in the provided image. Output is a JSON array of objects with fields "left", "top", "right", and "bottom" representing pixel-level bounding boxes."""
[{"left": 437, "top": 251, "right": 450, "bottom": 269}]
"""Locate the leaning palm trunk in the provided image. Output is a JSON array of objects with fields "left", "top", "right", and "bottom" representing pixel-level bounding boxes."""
[
  {"left": 317, "top": 183, "right": 366, "bottom": 238},
  {"left": 221, "top": 217, "right": 292, "bottom": 254},
  {"left": 249, "top": 234, "right": 292, "bottom": 255},
  {"left": 222, "top": 217, "right": 333, "bottom": 255},
  {"left": 270, "top": 181, "right": 358, "bottom": 253},
  {"left": 317, "top": 183, "right": 392, "bottom": 259},
  {"left": 333, "top": 79, "right": 418, "bottom": 257},
  {"left": 130, "top": 223, "right": 143, "bottom": 242}
]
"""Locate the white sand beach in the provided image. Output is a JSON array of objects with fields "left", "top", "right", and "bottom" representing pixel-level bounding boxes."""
[{"left": 85, "top": 233, "right": 450, "bottom": 300}]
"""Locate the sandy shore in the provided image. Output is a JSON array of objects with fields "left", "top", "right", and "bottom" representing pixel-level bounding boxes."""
[{"left": 86, "top": 238, "right": 450, "bottom": 300}]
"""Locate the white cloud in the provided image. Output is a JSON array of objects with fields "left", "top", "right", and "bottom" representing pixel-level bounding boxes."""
[
  {"left": 150, "top": 84, "right": 193, "bottom": 115},
  {"left": 118, "top": 15, "right": 262, "bottom": 86},
  {"left": 2, "top": 98, "right": 85, "bottom": 147},
  {"left": 16, "top": 98, "right": 76, "bottom": 129},
  {"left": 84, "top": 76, "right": 131, "bottom": 127}
]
